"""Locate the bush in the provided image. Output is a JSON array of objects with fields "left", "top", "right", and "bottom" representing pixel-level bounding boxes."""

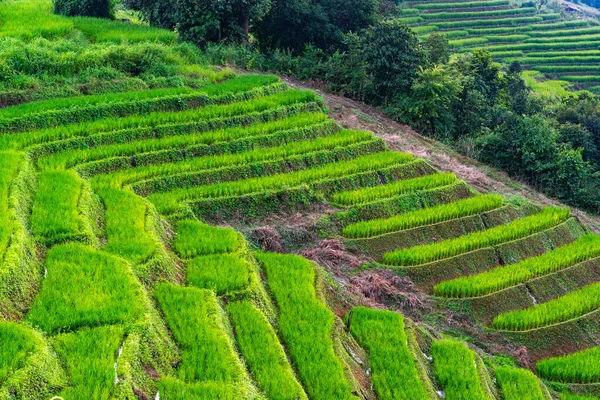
[{"left": 53, "top": 0, "right": 114, "bottom": 18}]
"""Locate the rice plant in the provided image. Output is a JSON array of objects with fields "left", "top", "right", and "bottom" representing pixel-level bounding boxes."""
[
  {"left": 332, "top": 172, "right": 456, "bottom": 206},
  {"left": 534, "top": 65, "right": 600, "bottom": 73},
  {"left": 227, "top": 301, "right": 307, "bottom": 400},
  {"left": 0, "top": 0, "right": 73, "bottom": 39},
  {"left": 495, "top": 366, "right": 546, "bottom": 400},
  {"left": 343, "top": 194, "right": 503, "bottom": 239},
  {"left": 72, "top": 16, "right": 177, "bottom": 44},
  {"left": 383, "top": 207, "right": 569, "bottom": 266},
  {"left": 52, "top": 325, "right": 124, "bottom": 400},
  {"left": 175, "top": 220, "right": 240, "bottom": 258},
  {"left": 256, "top": 252, "right": 356, "bottom": 399},
  {"left": 348, "top": 307, "right": 430, "bottom": 400},
  {"left": 431, "top": 340, "right": 489, "bottom": 400},
  {"left": 414, "top": 0, "right": 509, "bottom": 10},
  {"left": 434, "top": 16, "right": 543, "bottom": 29},
  {"left": 26, "top": 243, "right": 144, "bottom": 334},
  {"left": 155, "top": 283, "right": 243, "bottom": 383},
  {"left": 31, "top": 171, "right": 83, "bottom": 243},
  {"left": 0, "top": 152, "right": 22, "bottom": 261},
  {"left": 0, "top": 321, "right": 37, "bottom": 384},
  {"left": 158, "top": 378, "right": 239, "bottom": 399},
  {"left": 421, "top": 8, "right": 536, "bottom": 21},
  {"left": 560, "top": 76, "right": 600, "bottom": 83},
  {"left": 434, "top": 234, "right": 600, "bottom": 298},
  {"left": 187, "top": 254, "right": 251, "bottom": 294},
  {"left": 492, "top": 281, "right": 600, "bottom": 331},
  {"left": 148, "top": 151, "right": 412, "bottom": 214},
  {"left": 537, "top": 346, "right": 600, "bottom": 384}
]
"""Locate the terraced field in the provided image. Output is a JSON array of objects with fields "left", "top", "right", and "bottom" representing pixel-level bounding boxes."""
[
  {"left": 400, "top": 0, "right": 600, "bottom": 91},
  {"left": 4, "top": 2, "right": 600, "bottom": 400}
]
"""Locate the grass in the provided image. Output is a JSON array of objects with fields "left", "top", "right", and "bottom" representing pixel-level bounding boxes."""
[
  {"left": 492, "top": 281, "right": 600, "bottom": 331},
  {"left": 99, "top": 189, "right": 157, "bottom": 264},
  {"left": 72, "top": 16, "right": 177, "bottom": 44},
  {"left": 0, "top": 0, "right": 73, "bottom": 39},
  {"left": 332, "top": 172, "right": 456, "bottom": 206},
  {"left": 227, "top": 301, "right": 307, "bottom": 400},
  {"left": 158, "top": 377, "right": 239, "bottom": 400},
  {"left": 433, "top": 16, "right": 543, "bottom": 29},
  {"left": 348, "top": 307, "right": 429, "bottom": 400},
  {"left": 256, "top": 252, "right": 356, "bottom": 400},
  {"left": 414, "top": 0, "right": 509, "bottom": 9},
  {"left": 31, "top": 170, "right": 83, "bottom": 243},
  {"left": 421, "top": 8, "right": 536, "bottom": 21},
  {"left": 148, "top": 151, "right": 413, "bottom": 214},
  {"left": 52, "top": 325, "right": 124, "bottom": 400},
  {"left": 0, "top": 321, "right": 37, "bottom": 384},
  {"left": 534, "top": 66, "right": 600, "bottom": 73},
  {"left": 434, "top": 234, "right": 600, "bottom": 298},
  {"left": 187, "top": 254, "right": 251, "bottom": 295},
  {"left": 525, "top": 33, "right": 600, "bottom": 43},
  {"left": 512, "top": 56, "right": 600, "bottom": 65},
  {"left": 155, "top": 283, "right": 243, "bottom": 383},
  {"left": 522, "top": 71, "right": 572, "bottom": 98},
  {"left": 495, "top": 366, "right": 546, "bottom": 400},
  {"left": 382, "top": 207, "right": 569, "bottom": 266},
  {"left": 175, "top": 220, "right": 240, "bottom": 258},
  {"left": 432, "top": 340, "right": 488, "bottom": 400},
  {"left": 0, "top": 89, "right": 318, "bottom": 150},
  {"left": 560, "top": 76, "right": 600, "bottom": 83},
  {"left": 0, "top": 152, "right": 22, "bottom": 261},
  {"left": 537, "top": 346, "right": 600, "bottom": 383},
  {"left": 343, "top": 194, "right": 503, "bottom": 239},
  {"left": 26, "top": 243, "right": 144, "bottom": 334}
]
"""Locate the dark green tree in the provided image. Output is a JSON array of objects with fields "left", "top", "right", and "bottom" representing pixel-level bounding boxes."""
[
  {"left": 505, "top": 61, "right": 530, "bottom": 115},
  {"left": 53, "top": 0, "right": 114, "bottom": 18},
  {"left": 423, "top": 33, "right": 449, "bottom": 65}
]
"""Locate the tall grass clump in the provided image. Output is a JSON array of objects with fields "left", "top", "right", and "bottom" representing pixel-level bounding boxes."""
[
  {"left": 434, "top": 234, "right": 600, "bottom": 297},
  {"left": 175, "top": 220, "right": 240, "bottom": 258},
  {"left": 72, "top": 16, "right": 177, "bottom": 44},
  {"left": 0, "top": 321, "right": 37, "bottom": 383},
  {"left": 348, "top": 307, "right": 430, "bottom": 400},
  {"left": 343, "top": 194, "right": 502, "bottom": 239},
  {"left": 537, "top": 346, "right": 600, "bottom": 383},
  {"left": 26, "top": 243, "right": 144, "bottom": 334},
  {"left": 155, "top": 283, "right": 243, "bottom": 383},
  {"left": 187, "top": 254, "right": 251, "bottom": 295},
  {"left": 52, "top": 325, "right": 124, "bottom": 400},
  {"left": 0, "top": 152, "right": 22, "bottom": 261},
  {"left": 227, "top": 301, "right": 307, "bottom": 400},
  {"left": 495, "top": 366, "right": 546, "bottom": 400},
  {"left": 31, "top": 170, "right": 83, "bottom": 244},
  {"left": 492, "top": 281, "right": 600, "bottom": 331},
  {"left": 256, "top": 252, "right": 356, "bottom": 399},
  {"left": 99, "top": 189, "right": 157, "bottom": 264},
  {"left": 383, "top": 207, "right": 569, "bottom": 266},
  {"left": 432, "top": 340, "right": 489, "bottom": 400},
  {"left": 148, "top": 151, "right": 413, "bottom": 214},
  {"left": 332, "top": 172, "right": 456, "bottom": 206}
]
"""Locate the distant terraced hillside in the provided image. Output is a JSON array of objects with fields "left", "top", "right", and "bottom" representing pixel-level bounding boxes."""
[{"left": 400, "top": 0, "right": 600, "bottom": 93}]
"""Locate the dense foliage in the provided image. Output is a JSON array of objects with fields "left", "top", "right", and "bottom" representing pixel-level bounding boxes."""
[{"left": 53, "top": 0, "right": 113, "bottom": 18}]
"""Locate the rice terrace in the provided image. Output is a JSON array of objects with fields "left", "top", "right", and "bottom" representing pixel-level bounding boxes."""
[{"left": 4, "top": 0, "right": 600, "bottom": 399}]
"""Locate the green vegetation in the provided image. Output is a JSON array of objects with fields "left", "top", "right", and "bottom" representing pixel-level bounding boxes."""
[
  {"left": 492, "top": 281, "right": 600, "bottom": 331},
  {"left": 434, "top": 234, "right": 600, "bottom": 297},
  {"left": 27, "top": 243, "right": 144, "bottom": 334},
  {"left": 227, "top": 301, "right": 307, "bottom": 400},
  {"left": 348, "top": 307, "right": 429, "bottom": 400},
  {"left": 155, "top": 283, "right": 243, "bottom": 383},
  {"left": 148, "top": 151, "right": 413, "bottom": 214},
  {"left": 537, "top": 346, "right": 600, "bottom": 383},
  {"left": 332, "top": 172, "right": 456, "bottom": 206},
  {"left": 52, "top": 325, "right": 124, "bottom": 399},
  {"left": 187, "top": 255, "right": 251, "bottom": 294},
  {"left": 495, "top": 366, "right": 546, "bottom": 400},
  {"left": 343, "top": 194, "right": 503, "bottom": 239},
  {"left": 72, "top": 16, "right": 178, "bottom": 44},
  {"left": 432, "top": 340, "right": 488, "bottom": 400},
  {"left": 0, "top": 321, "right": 37, "bottom": 384},
  {"left": 383, "top": 207, "right": 569, "bottom": 266},
  {"left": 256, "top": 252, "right": 356, "bottom": 400},
  {"left": 175, "top": 220, "right": 240, "bottom": 258},
  {"left": 0, "top": 152, "right": 22, "bottom": 261},
  {"left": 414, "top": 0, "right": 509, "bottom": 10}
]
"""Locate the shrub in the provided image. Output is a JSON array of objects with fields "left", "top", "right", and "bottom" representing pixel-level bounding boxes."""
[
  {"left": 175, "top": 220, "right": 240, "bottom": 258},
  {"left": 349, "top": 307, "right": 430, "bottom": 399},
  {"left": 227, "top": 301, "right": 307, "bottom": 400},
  {"left": 537, "top": 346, "right": 600, "bottom": 383},
  {"left": 382, "top": 207, "right": 570, "bottom": 266},
  {"left": 187, "top": 254, "right": 251, "bottom": 294},
  {"left": 492, "top": 281, "right": 600, "bottom": 331},
  {"left": 26, "top": 243, "right": 144, "bottom": 334},
  {"left": 256, "top": 252, "right": 356, "bottom": 399},
  {"left": 434, "top": 234, "right": 600, "bottom": 297},
  {"left": 343, "top": 194, "right": 503, "bottom": 238},
  {"left": 53, "top": 0, "right": 114, "bottom": 18},
  {"left": 432, "top": 340, "right": 489, "bottom": 400}
]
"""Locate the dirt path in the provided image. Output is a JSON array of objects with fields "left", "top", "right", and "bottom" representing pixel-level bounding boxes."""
[{"left": 282, "top": 76, "right": 600, "bottom": 232}]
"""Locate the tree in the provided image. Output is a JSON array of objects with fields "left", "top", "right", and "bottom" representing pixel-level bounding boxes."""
[
  {"left": 423, "top": 33, "right": 449, "bottom": 65},
  {"left": 505, "top": 61, "right": 530, "bottom": 115},
  {"left": 558, "top": 122, "right": 598, "bottom": 164},
  {"left": 363, "top": 20, "right": 424, "bottom": 102},
  {"left": 53, "top": 0, "right": 114, "bottom": 18},
  {"left": 123, "top": 0, "right": 177, "bottom": 29}
]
